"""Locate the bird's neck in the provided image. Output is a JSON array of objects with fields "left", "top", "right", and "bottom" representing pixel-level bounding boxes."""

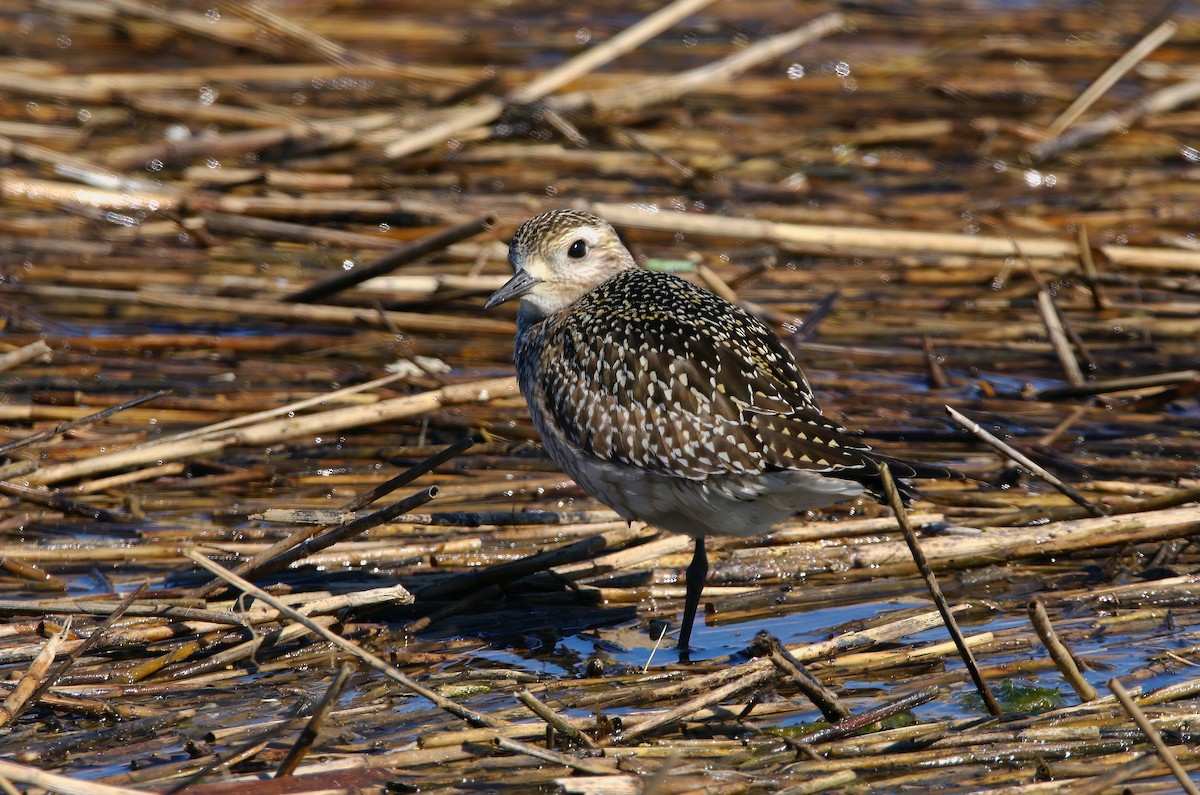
[{"left": 516, "top": 302, "right": 548, "bottom": 331}]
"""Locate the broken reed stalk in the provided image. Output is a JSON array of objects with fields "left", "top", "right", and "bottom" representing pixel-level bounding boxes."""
[
  {"left": 493, "top": 736, "right": 617, "bottom": 776},
  {"left": 752, "top": 631, "right": 850, "bottom": 723},
  {"left": 0, "top": 461, "right": 36, "bottom": 482},
  {"left": 639, "top": 753, "right": 682, "bottom": 795},
  {"left": 1028, "top": 598, "right": 1098, "bottom": 703},
  {"left": 8, "top": 584, "right": 150, "bottom": 727},
  {"left": 0, "top": 758, "right": 155, "bottom": 795},
  {"left": 0, "top": 480, "right": 129, "bottom": 523},
  {"left": 241, "top": 486, "right": 437, "bottom": 579},
  {"left": 416, "top": 523, "right": 655, "bottom": 600},
  {"left": 261, "top": 507, "right": 621, "bottom": 528},
  {"left": 793, "top": 686, "right": 942, "bottom": 745},
  {"left": 401, "top": 583, "right": 503, "bottom": 634},
  {"left": 589, "top": 203, "right": 1200, "bottom": 270},
  {"left": 388, "top": 8, "right": 843, "bottom": 161},
  {"left": 0, "top": 389, "right": 171, "bottom": 457},
  {"left": 0, "top": 685, "right": 160, "bottom": 721},
  {"left": 0, "top": 340, "right": 52, "bottom": 373},
  {"left": 1074, "top": 224, "right": 1109, "bottom": 310},
  {"left": 945, "top": 405, "right": 1104, "bottom": 516},
  {"left": 516, "top": 689, "right": 599, "bottom": 750},
  {"left": 0, "top": 598, "right": 248, "bottom": 625},
  {"left": 162, "top": 616, "right": 338, "bottom": 684},
  {"left": 1037, "top": 404, "right": 1090, "bottom": 446},
  {"left": 516, "top": 0, "right": 719, "bottom": 102},
  {"left": 201, "top": 211, "right": 400, "bottom": 250},
  {"left": 1036, "top": 290, "right": 1085, "bottom": 387},
  {"left": 785, "top": 607, "right": 974, "bottom": 667},
  {"left": 284, "top": 213, "right": 496, "bottom": 303},
  {"left": 1030, "top": 76, "right": 1200, "bottom": 160},
  {"left": 407, "top": 609, "right": 975, "bottom": 749},
  {"left": 1109, "top": 677, "right": 1200, "bottom": 795},
  {"left": 134, "top": 288, "right": 515, "bottom": 334},
  {"left": 749, "top": 504, "right": 1200, "bottom": 579},
  {"left": 1034, "top": 369, "right": 1200, "bottom": 401},
  {"left": 774, "top": 771, "right": 859, "bottom": 794},
  {"left": 0, "top": 559, "right": 60, "bottom": 589},
  {"left": 593, "top": 203, "right": 1071, "bottom": 258},
  {"left": 922, "top": 336, "right": 950, "bottom": 389},
  {"left": 610, "top": 666, "right": 777, "bottom": 745},
  {"left": 342, "top": 436, "right": 473, "bottom": 511},
  {"left": 383, "top": 0, "right": 719, "bottom": 158},
  {"left": 192, "top": 484, "right": 437, "bottom": 597},
  {"left": 878, "top": 463, "right": 1001, "bottom": 717},
  {"left": 23, "top": 376, "right": 518, "bottom": 486},
  {"left": 183, "top": 550, "right": 506, "bottom": 729},
  {"left": 222, "top": 2, "right": 395, "bottom": 70},
  {"left": 555, "top": 13, "right": 845, "bottom": 115},
  {"left": 1064, "top": 754, "right": 1161, "bottom": 795},
  {"left": 275, "top": 663, "right": 355, "bottom": 777},
  {"left": 138, "top": 370, "right": 412, "bottom": 449},
  {"left": 1041, "top": 19, "right": 1178, "bottom": 140},
  {"left": 0, "top": 618, "right": 72, "bottom": 728},
  {"left": 163, "top": 717, "right": 299, "bottom": 795}
]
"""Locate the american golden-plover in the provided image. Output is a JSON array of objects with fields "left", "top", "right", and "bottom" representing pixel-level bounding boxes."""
[{"left": 487, "top": 209, "right": 953, "bottom": 656}]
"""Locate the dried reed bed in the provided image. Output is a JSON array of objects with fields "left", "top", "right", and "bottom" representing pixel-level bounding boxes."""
[{"left": 1, "top": 1, "right": 1199, "bottom": 793}]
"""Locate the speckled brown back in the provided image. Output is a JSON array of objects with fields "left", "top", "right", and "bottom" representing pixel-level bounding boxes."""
[{"left": 516, "top": 267, "right": 876, "bottom": 481}]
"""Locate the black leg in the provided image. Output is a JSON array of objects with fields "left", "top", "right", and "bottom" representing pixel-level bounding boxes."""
[{"left": 677, "top": 536, "right": 708, "bottom": 658}]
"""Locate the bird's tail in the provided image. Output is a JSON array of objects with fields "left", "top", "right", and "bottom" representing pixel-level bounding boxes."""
[
  {"left": 858, "top": 453, "right": 963, "bottom": 507},
  {"left": 871, "top": 453, "right": 963, "bottom": 482}
]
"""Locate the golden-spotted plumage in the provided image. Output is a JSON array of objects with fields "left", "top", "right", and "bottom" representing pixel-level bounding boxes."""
[
  {"left": 529, "top": 268, "right": 867, "bottom": 478},
  {"left": 488, "top": 210, "right": 953, "bottom": 656}
]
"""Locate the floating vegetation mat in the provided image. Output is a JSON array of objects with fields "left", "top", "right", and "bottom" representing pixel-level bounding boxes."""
[{"left": 1, "top": 1, "right": 1199, "bottom": 793}]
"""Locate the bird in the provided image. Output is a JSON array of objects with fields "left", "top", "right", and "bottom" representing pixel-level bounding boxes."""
[{"left": 486, "top": 209, "right": 955, "bottom": 657}]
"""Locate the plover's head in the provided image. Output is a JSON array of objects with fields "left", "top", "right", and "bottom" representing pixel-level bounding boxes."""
[{"left": 485, "top": 210, "right": 636, "bottom": 318}]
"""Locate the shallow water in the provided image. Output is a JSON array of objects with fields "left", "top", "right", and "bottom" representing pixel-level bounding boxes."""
[{"left": 2, "top": 0, "right": 1199, "bottom": 788}]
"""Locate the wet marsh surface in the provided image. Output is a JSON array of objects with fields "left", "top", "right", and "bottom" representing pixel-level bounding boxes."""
[{"left": 1, "top": 0, "right": 1200, "bottom": 792}]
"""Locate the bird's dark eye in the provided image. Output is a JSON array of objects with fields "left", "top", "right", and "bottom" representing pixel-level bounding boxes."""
[{"left": 567, "top": 239, "right": 588, "bottom": 259}]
